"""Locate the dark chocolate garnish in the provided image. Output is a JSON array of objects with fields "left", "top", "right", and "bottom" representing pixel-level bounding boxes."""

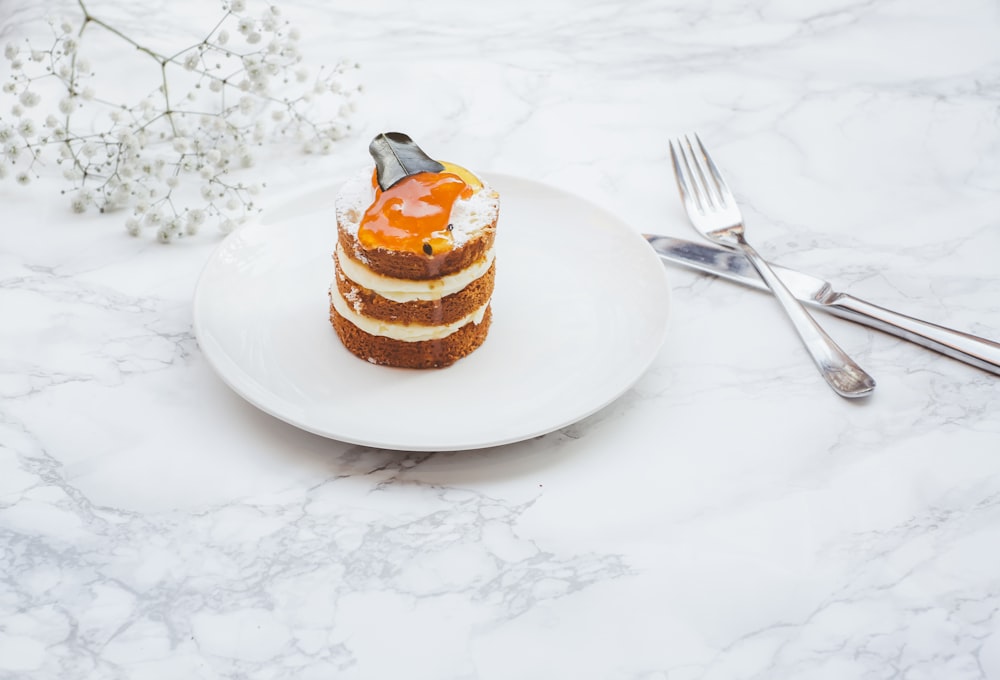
[{"left": 369, "top": 132, "right": 445, "bottom": 191}]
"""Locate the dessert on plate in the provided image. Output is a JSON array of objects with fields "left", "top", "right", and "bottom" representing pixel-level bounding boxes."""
[{"left": 329, "top": 132, "right": 500, "bottom": 368}]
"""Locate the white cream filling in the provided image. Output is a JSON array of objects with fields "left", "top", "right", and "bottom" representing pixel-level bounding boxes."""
[
  {"left": 336, "top": 243, "right": 495, "bottom": 303},
  {"left": 330, "top": 284, "right": 488, "bottom": 342}
]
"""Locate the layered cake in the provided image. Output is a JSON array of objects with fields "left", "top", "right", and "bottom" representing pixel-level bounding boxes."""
[{"left": 329, "top": 133, "right": 499, "bottom": 368}]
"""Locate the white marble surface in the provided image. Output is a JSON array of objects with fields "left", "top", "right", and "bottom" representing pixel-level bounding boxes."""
[{"left": 3, "top": 0, "right": 1000, "bottom": 678}]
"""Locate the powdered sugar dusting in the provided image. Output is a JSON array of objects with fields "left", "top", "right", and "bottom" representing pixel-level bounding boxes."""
[
  {"left": 449, "top": 183, "right": 499, "bottom": 245},
  {"left": 343, "top": 286, "right": 363, "bottom": 313},
  {"left": 334, "top": 168, "right": 374, "bottom": 237}
]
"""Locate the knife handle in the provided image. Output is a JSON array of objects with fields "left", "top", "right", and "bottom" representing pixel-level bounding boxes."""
[{"left": 825, "top": 293, "right": 1000, "bottom": 376}]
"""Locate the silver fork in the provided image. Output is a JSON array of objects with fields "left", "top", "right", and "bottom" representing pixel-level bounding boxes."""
[{"left": 669, "top": 134, "right": 876, "bottom": 398}]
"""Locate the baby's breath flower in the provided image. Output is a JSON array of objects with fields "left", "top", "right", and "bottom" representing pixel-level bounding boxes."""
[
  {"left": 2, "top": 0, "right": 361, "bottom": 241},
  {"left": 144, "top": 208, "right": 163, "bottom": 226}
]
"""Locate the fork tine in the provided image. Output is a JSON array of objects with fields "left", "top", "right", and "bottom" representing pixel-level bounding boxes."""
[
  {"left": 669, "top": 140, "right": 701, "bottom": 215},
  {"left": 679, "top": 134, "right": 720, "bottom": 212},
  {"left": 693, "top": 133, "right": 734, "bottom": 208},
  {"left": 673, "top": 135, "right": 717, "bottom": 215},
  {"left": 674, "top": 137, "right": 714, "bottom": 215}
]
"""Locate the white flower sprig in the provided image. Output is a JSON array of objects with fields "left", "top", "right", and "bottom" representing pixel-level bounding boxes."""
[{"left": 0, "top": 0, "right": 360, "bottom": 242}]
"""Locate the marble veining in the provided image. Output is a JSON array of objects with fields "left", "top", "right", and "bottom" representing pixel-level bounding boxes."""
[{"left": 2, "top": 0, "right": 1000, "bottom": 678}]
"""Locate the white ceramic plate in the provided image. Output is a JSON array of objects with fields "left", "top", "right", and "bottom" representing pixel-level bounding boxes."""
[{"left": 193, "top": 173, "right": 671, "bottom": 451}]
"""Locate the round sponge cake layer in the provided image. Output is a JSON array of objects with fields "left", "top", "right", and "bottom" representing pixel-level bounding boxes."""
[
  {"left": 335, "top": 168, "right": 499, "bottom": 281},
  {"left": 330, "top": 304, "right": 493, "bottom": 369},
  {"left": 334, "top": 253, "right": 496, "bottom": 326}
]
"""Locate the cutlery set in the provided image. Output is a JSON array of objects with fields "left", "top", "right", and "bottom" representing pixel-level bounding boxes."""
[{"left": 656, "top": 134, "right": 1000, "bottom": 394}]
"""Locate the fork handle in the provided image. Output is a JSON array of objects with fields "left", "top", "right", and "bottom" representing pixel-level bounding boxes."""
[{"left": 736, "top": 236, "right": 877, "bottom": 398}]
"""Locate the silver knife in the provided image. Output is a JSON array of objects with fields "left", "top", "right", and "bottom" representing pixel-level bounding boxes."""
[{"left": 644, "top": 234, "right": 1000, "bottom": 376}]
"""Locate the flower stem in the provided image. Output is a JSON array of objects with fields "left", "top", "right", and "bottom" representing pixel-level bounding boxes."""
[{"left": 76, "top": 0, "right": 179, "bottom": 135}]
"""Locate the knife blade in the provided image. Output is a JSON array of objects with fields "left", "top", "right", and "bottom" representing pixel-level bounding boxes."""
[{"left": 643, "top": 234, "right": 1000, "bottom": 376}]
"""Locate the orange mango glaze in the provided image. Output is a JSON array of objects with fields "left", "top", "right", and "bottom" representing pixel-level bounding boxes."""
[{"left": 359, "top": 170, "right": 475, "bottom": 255}]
